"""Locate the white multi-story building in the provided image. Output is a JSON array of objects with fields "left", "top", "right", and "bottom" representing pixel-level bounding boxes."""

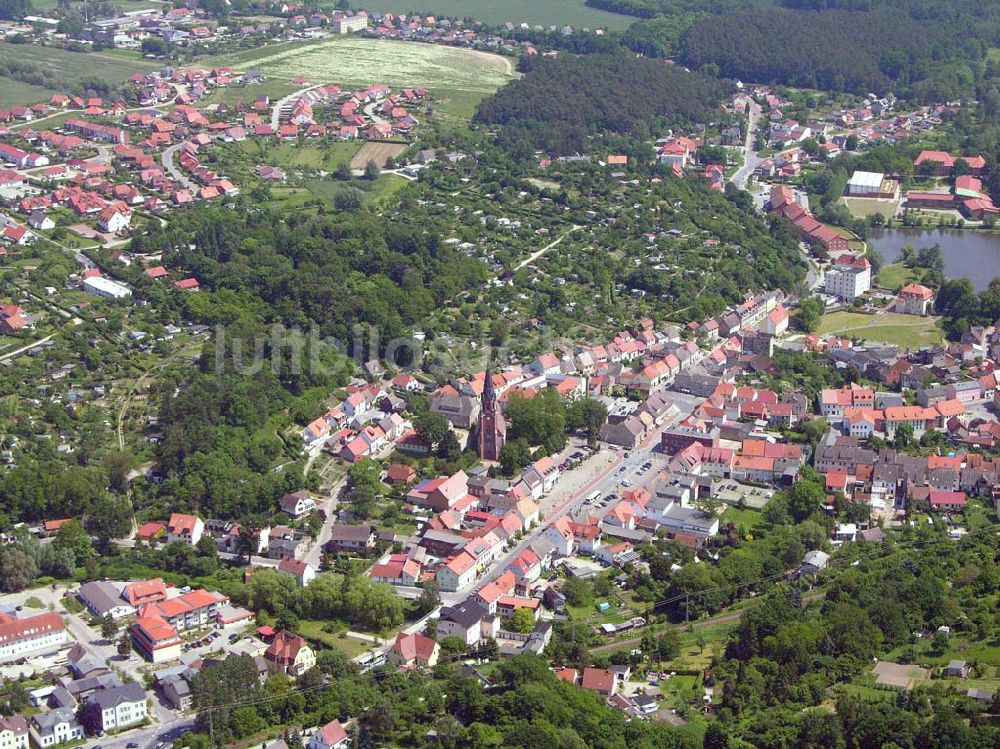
[
  {"left": 332, "top": 12, "right": 367, "bottom": 33},
  {"left": 0, "top": 612, "right": 67, "bottom": 662},
  {"left": 29, "top": 709, "right": 83, "bottom": 748},
  {"left": 824, "top": 254, "right": 871, "bottom": 301},
  {"left": 90, "top": 683, "right": 148, "bottom": 732}
]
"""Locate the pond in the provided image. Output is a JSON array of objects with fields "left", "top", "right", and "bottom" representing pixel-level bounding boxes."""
[{"left": 869, "top": 228, "right": 1000, "bottom": 291}]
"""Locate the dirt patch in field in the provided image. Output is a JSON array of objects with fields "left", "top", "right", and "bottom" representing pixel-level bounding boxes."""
[
  {"left": 350, "top": 141, "right": 408, "bottom": 169},
  {"left": 873, "top": 661, "right": 929, "bottom": 690}
]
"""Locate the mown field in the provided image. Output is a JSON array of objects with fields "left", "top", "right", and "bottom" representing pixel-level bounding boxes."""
[
  {"left": 816, "top": 310, "right": 944, "bottom": 347},
  {"left": 0, "top": 43, "right": 159, "bottom": 105},
  {"left": 214, "top": 37, "right": 518, "bottom": 119},
  {"left": 330, "top": 0, "right": 635, "bottom": 29},
  {"left": 842, "top": 196, "right": 899, "bottom": 220}
]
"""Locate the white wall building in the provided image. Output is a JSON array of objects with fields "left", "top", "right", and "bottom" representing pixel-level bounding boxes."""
[{"left": 83, "top": 276, "right": 132, "bottom": 299}]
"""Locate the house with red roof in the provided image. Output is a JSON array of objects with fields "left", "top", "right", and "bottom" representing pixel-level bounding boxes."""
[
  {"left": 896, "top": 283, "right": 935, "bottom": 316},
  {"left": 436, "top": 549, "right": 478, "bottom": 591},
  {"left": 264, "top": 630, "right": 316, "bottom": 676},
  {"left": 389, "top": 632, "right": 439, "bottom": 669},
  {"left": 308, "top": 719, "right": 349, "bottom": 749},
  {"left": 581, "top": 667, "right": 619, "bottom": 696},
  {"left": 277, "top": 556, "right": 316, "bottom": 586},
  {"left": 166, "top": 513, "right": 204, "bottom": 546}
]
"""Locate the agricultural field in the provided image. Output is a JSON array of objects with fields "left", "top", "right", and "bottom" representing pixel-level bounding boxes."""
[
  {"left": 0, "top": 43, "right": 159, "bottom": 105},
  {"left": 816, "top": 310, "right": 944, "bottom": 347},
  {"left": 350, "top": 141, "right": 408, "bottom": 169},
  {"left": 356, "top": 0, "right": 636, "bottom": 30},
  {"left": 214, "top": 37, "right": 518, "bottom": 119}
]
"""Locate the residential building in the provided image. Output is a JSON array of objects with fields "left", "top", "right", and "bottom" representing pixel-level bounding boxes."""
[
  {"left": 388, "top": 632, "right": 440, "bottom": 669},
  {"left": 28, "top": 709, "right": 82, "bottom": 748},
  {"left": 436, "top": 550, "right": 478, "bottom": 592},
  {"left": 264, "top": 630, "right": 315, "bottom": 677},
  {"left": 88, "top": 682, "right": 147, "bottom": 732},
  {"left": 308, "top": 720, "right": 349, "bottom": 749},
  {"left": 581, "top": 667, "right": 619, "bottom": 697},
  {"left": 896, "top": 283, "right": 935, "bottom": 316},
  {"left": 166, "top": 512, "right": 204, "bottom": 545},
  {"left": 277, "top": 557, "right": 316, "bottom": 586},
  {"left": 279, "top": 490, "right": 316, "bottom": 519},
  {"left": 0, "top": 715, "right": 27, "bottom": 749},
  {"left": 130, "top": 610, "right": 182, "bottom": 663},
  {"left": 0, "top": 612, "right": 67, "bottom": 662},
  {"left": 323, "top": 524, "right": 376, "bottom": 554}
]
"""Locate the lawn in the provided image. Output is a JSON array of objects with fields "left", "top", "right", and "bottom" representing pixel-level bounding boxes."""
[
  {"left": 356, "top": 0, "right": 636, "bottom": 29},
  {"left": 876, "top": 262, "right": 924, "bottom": 291},
  {"left": 842, "top": 197, "right": 899, "bottom": 220},
  {"left": 0, "top": 44, "right": 158, "bottom": 105},
  {"left": 213, "top": 37, "right": 517, "bottom": 119},
  {"left": 296, "top": 619, "right": 383, "bottom": 659},
  {"left": 816, "top": 311, "right": 944, "bottom": 347},
  {"left": 720, "top": 506, "right": 765, "bottom": 535},
  {"left": 23, "top": 597, "right": 44, "bottom": 609}
]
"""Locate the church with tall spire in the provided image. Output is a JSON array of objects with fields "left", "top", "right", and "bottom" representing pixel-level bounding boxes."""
[{"left": 475, "top": 362, "right": 506, "bottom": 462}]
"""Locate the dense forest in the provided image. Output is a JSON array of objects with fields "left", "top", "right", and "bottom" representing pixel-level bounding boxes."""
[
  {"left": 680, "top": 7, "right": 982, "bottom": 96},
  {"left": 474, "top": 54, "right": 727, "bottom": 154}
]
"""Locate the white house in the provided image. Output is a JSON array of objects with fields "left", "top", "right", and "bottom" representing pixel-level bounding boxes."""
[
  {"left": 308, "top": 720, "right": 349, "bottom": 749},
  {"left": 90, "top": 683, "right": 148, "bottom": 732},
  {"left": 166, "top": 513, "right": 204, "bottom": 546},
  {"left": 435, "top": 550, "right": 477, "bottom": 592},
  {"left": 542, "top": 516, "right": 575, "bottom": 557},
  {"left": 0, "top": 714, "right": 28, "bottom": 749},
  {"left": 29, "top": 709, "right": 83, "bottom": 748},
  {"left": 98, "top": 206, "right": 132, "bottom": 233},
  {"left": 28, "top": 211, "right": 54, "bottom": 231},
  {"left": 277, "top": 557, "right": 316, "bottom": 587},
  {"left": 279, "top": 490, "right": 316, "bottom": 519}
]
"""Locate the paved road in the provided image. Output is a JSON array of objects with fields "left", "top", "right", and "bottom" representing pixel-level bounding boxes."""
[
  {"left": 729, "top": 96, "right": 763, "bottom": 190},
  {"left": 270, "top": 84, "right": 321, "bottom": 130},
  {"left": 161, "top": 143, "right": 198, "bottom": 192}
]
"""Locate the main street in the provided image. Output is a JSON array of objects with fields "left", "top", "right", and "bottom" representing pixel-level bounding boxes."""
[
  {"left": 438, "top": 390, "right": 706, "bottom": 607},
  {"left": 730, "top": 95, "right": 763, "bottom": 190}
]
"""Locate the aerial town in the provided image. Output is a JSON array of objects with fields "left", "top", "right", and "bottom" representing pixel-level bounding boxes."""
[{"left": 0, "top": 0, "right": 998, "bottom": 748}]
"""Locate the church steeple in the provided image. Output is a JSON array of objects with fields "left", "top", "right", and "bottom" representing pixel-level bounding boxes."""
[
  {"left": 483, "top": 359, "right": 496, "bottom": 404},
  {"left": 476, "top": 356, "right": 506, "bottom": 462}
]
